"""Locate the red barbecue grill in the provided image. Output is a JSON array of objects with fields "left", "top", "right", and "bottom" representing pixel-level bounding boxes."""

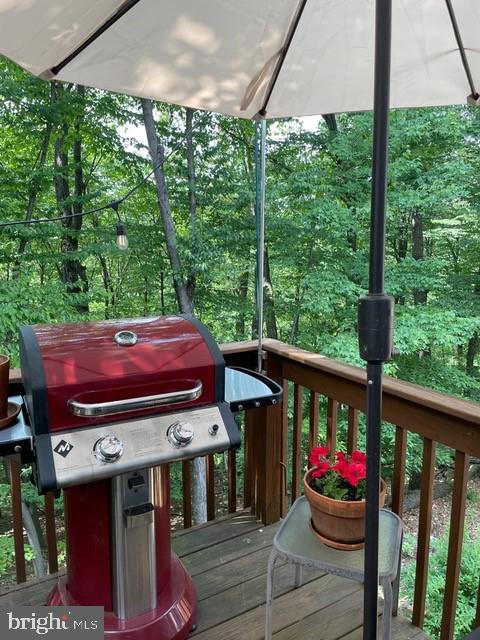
[{"left": 3, "top": 314, "right": 281, "bottom": 640}]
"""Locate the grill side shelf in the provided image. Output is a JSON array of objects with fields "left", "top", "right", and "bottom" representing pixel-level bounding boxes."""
[
  {"left": 225, "top": 367, "right": 283, "bottom": 412},
  {"left": 0, "top": 396, "right": 34, "bottom": 462}
]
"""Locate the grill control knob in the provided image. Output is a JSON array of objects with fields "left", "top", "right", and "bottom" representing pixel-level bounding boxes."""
[
  {"left": 168, "top": 421, "right": 194, "bottom": 447},
  {"left": 94, "top": 435, "right": 124, "bottom": 463},
  {"left": 209, "top": 423, "right": 220, "bottom": 436}
]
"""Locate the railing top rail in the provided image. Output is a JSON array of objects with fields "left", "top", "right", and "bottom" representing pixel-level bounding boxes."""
[
  {"left": 262, "top": 339, "right": 480, "bottom": 427},
  {"left": 219, "top": 340, "right": 258, "bottom": 355}
]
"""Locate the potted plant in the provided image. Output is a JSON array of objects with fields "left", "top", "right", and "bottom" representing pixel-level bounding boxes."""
[{"left": 304, "top": 445, "right": 386, "bottom": 550}]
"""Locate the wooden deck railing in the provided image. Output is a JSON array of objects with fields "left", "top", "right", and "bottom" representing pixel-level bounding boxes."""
[
  {"left": 4, "top": 339, "right": 480, "bottom": 639},
  {"left": 236, "top": 339, "right": 480, "bottom": 640}
]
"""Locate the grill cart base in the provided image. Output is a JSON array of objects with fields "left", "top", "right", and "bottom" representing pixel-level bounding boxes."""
[
  {"left": 47, "top": 472, "right": 197, "bottom": 640},
  {"left": 48, "top": 557, "right": 196, "bottom": 640}
]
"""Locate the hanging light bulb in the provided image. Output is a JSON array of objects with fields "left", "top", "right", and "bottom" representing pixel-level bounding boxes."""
[
  {"left": 116, "top": 222, "right": 129, "bottom": 250},
  {"left": 110, "top": 201, "right": 129, "bottom": 250}
]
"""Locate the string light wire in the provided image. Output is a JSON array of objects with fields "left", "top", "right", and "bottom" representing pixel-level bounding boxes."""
[{"left": 0, "top": 112, "right": 211, "bottom": 230}]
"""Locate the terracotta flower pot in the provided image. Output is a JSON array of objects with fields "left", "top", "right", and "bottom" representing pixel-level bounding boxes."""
[
  {"left": 0, "top": 355, "right": 10, "bottom": 419},
  {"left": 304, "top": 469, "right": 387, "bottom": 550}
]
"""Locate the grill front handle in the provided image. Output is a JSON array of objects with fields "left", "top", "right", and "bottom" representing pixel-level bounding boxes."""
[{"left": 68, "top": 381, "right": 203, "bottom": 417}]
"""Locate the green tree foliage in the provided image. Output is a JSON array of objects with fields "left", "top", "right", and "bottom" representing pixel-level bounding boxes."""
[{"left": 1, "top": 59, "right": 479, "bottom": 399}]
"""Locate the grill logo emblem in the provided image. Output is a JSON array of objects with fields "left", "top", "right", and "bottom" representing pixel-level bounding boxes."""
[{"left": 54, "top": 440, "right": 74, "bottom": 458}]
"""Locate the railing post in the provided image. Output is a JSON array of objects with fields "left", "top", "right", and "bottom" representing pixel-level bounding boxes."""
[
  {"left": 244, "top": 352, "right": 284, "bottom": 525},
  {"left": 9, "top": 459, "right": 26, "bottom": 584}
]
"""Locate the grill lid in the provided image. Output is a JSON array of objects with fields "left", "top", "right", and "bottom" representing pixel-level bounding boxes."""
[{"left": 20, "top": 314, "right": 224, "bottom": 433}]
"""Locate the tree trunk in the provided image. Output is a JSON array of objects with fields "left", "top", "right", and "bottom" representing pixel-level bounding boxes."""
[
  {"left": 235, "top": 271, "right": 249, "bottom": 338},
  {"left": 141, "top": 99, "right": 207, "bottom": 523},
  {"left": 289, "top": 280, "right": 303, "bottom": 344},
  {"left": 184, "top": 108, "right": 207, "bottom": 522},
  {"left": 99, "top": 255, "right": 115, "bottom": 318},
  {"left": 141, "top": 99, "right": 192, "bottom": 314},
  {"left": 90, "top": 215, "right": 115, "bottom": 318},
  {"left": 347, "top": 229, "right": 357, "bottom": 252},
  {"left": 16, "top": 118, "right": 52, "bottom": 260},
  {"left": 394, "top": 222, "right": 408, "bottom": 263},
  {"left": 52, "top": 82, "right": 88, "bottom": 314},
  {"left": 185, "top": 107, "right": 198, "bottom": 303},
  {"left": 240, "top": 129, "right": 278, "bottom": 342},
  {"left": 466, "top": 333, "right": 478, "bottom": 376},
  {"left": 467, "top": 272, "right": 480, "bottom": 376},
  {"left": 412, "top": 211, "right": 427, "bottom": 305},
  {"left": 392, "top": 218, "right": 409, "bottom": 305},
  {"left": 251, "top": 246, "right": 278, "bottom": 340},
  {"left": 263, "top": 246, "right": 278, "bottom": 339}
]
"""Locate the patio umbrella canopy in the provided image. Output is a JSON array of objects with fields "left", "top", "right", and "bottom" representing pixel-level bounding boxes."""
[
  {"left": 1, "top": 1, "right": 479, "bottom": 639},
  {"left": 0, "top": 0, "right": 479, "bottom": 118}
]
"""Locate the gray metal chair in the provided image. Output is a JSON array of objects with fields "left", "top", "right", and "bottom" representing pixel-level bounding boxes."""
[{"left": 265, "top": 497, "right": 403, "bottom": 640}]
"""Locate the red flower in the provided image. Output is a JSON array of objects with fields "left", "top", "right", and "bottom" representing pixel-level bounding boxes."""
[
  {"left": 332, "top": 459, "right": 348, "bottom": 475},
  {"left": 342, "top": 462, "right": 366, "bottom": 487},
  {"left": 311, "top": 461, "right": 330, "bottom": 478},
  {"left": 351, "top": 450, "right": 367, "bottom": 464},
  {"left": 335, "top": 451, "right": 346, "bottom": 462},
  {"left": 309, "top": 445, "right": 329, "bottom": 467}
]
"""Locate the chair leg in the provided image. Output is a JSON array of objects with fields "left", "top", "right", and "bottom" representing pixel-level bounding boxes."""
[
  {"left": 381, "top": 579, "right": 393, "bottom": 640},
  {"left": 265, "top": 551, "right": 277, "bottom": 640},
  {"left": 294, "top": 564, "right": 303, "bottom": 588},
  {"left": 392, "top": 532, "right": 403, "bottom": 617}
]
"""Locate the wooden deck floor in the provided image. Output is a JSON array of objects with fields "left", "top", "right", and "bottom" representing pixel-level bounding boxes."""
[{"left": 0, "top": 511, "right": 426, "bottom": 639}]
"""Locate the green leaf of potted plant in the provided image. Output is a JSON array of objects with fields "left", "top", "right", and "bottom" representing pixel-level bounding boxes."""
[{"left": 304, "top": 445, "right": 386, "bottom": 550}]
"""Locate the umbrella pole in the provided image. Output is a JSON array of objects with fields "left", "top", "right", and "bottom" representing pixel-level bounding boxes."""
[
  {"left": 360, "top": 1, "right": 394, "bottom": 638},
  {"left": 255, "top": 120, "right": 267, "bottom": 372}
]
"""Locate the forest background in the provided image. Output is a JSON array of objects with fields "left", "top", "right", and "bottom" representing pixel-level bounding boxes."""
[{"left": 0, "top": 58, "right": 480, "bottom": 637}]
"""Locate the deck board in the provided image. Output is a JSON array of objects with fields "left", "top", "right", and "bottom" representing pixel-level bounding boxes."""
[
  {"left": 180, "top": 514, "right": 275, "bottom": 576},
  {"left": 0, "top": 511, "right": 426, "bottom": 640},
  {"left": 193, "top": 573, "right": 362, "bottom": 640}
]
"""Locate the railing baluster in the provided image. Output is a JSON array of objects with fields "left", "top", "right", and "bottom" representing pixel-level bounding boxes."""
[
  {"left": 44, "top": 492, "right": 58, "bottom": 574},
  {"left": 440, "top": 450, "right": 470, "bottom": 640},
  {"left": 182, "top": 460, "right": 192, "bottom": 528},
  {"left": 9, "top": 459, "right": 26, "bottom": 583},
  {"left": 227, "top": 449, "right": 237, "bottom": 513},
  {"left": 291, "top": 383, "right": 303, "bottom": 502},
  {"left": 206, "top": 455, "right": 215, "bottom": 521},
  {"left": 281, "top": 379, "right": 289, "bottom": 517},
  {"left": 326, "top": 398, "right": 338, "bottom": 453},
  {"left": 308, "top": 391, "right": 319, "bottom": 450},
  {"left": 347, "top": 406, "right": 358, "bottom": 454},
  {"left": 243, "top": 411, "right": 254, "bottom": 508},
  {"left": 412, "top": 438, "right": 436, "bottom": 628},
  {"left": 391, "top": 426, "right": 407, "bottom": 518}
]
